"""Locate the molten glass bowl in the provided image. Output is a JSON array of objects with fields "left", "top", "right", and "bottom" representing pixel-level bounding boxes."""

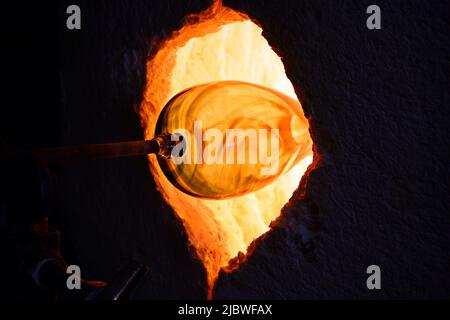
[{"left": 155, "top": 80, "right": 311, "bottom": 199}]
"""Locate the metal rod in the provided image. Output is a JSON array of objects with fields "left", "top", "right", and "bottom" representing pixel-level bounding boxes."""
[{"left": 33, "top": 139, "right": 160, "bottom": 163}]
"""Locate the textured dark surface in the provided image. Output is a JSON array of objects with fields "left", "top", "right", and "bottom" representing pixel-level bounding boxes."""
[
  {"left": 2, "top": 0, "right": 448, "bottom": 299},
  {"left": 214, "top": 0, "right": 450, "bottom": 299},
  {"left": 53, "top": 0, "right": 212, "bottom": 299}
]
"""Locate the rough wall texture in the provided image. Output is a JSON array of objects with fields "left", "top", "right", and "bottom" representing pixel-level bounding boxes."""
[
  {"left": 215, "top": 0, "right": 450, "bottom": 299},
  {"left": 53, "top": 0, "right": 449, "bottom": 299},
  {"left": 56, "top": 0, "right": 212, "bottom": 299}
]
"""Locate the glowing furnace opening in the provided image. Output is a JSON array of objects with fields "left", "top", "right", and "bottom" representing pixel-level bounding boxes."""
[{"left": 140, "top": 3, "right": 313, "bottom": 296}]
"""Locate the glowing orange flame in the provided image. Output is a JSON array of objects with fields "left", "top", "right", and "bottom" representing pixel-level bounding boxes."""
[{"left": 140, "top": 1, "right": 313, "bottom": 298}]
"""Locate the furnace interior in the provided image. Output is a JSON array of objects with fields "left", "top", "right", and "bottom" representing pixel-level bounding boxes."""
[{"left": 140, "top": 3, "right": 313, "bottom": 295}]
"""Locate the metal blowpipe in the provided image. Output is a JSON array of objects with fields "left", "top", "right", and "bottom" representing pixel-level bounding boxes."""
[{"left": 32, "top": 133, "right": 176, "bottom": 164}]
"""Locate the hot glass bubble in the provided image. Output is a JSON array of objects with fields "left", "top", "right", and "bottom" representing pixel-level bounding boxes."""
[{"left": 155, "top": 81, "right": 311, "bottom": 199}]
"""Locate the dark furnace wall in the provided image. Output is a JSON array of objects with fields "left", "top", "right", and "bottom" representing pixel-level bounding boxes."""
[
  {"left": 216, "top": 0, "right": 450, "bottom": 299},
  {"left": 2, "top": 0, "right": 448, "bottom": 299}
]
